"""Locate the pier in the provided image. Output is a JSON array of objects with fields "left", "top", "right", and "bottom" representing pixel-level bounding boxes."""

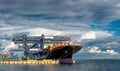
[{"left": 0, "top": 60, "right": 59, "bottom": 64}]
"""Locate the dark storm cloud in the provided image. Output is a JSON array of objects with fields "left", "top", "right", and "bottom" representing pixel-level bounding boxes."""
[{"left": 0, "top": 0, "right": 120, "bottom": 23}]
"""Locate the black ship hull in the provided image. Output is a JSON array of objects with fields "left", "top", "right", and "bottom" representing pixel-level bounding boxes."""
[
  {"left": 46, "top": 45, "right": 82, "bottom": 64},
  {"left": 46, "top": 45, "right": 82, "bottom": 59}
]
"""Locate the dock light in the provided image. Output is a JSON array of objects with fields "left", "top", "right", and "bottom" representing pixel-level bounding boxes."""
[
  {"left": 10, "top": 61, "right": 14, "bottom": 64},
  {"left": 19, "top": 61, "right": 22, "bottom": 64},
  {"left": 72, "top": 60, "right": 76, "bottom": 64},
  {"left": 32, "top": 62, "right": 35, "bottom": 64}
]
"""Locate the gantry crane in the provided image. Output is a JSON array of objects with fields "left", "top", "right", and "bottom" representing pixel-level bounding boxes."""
[{"left": 12, "top": 34, "right": 72, "bottom": 59}]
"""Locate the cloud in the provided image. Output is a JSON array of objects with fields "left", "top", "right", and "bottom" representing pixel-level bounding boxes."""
[
  {"left": 81, "top": 36, "right": 120, "bottom": 49},
  {"left": 88, "top": 46, "right": 102, "bottom": 54},
  {"left": 81, "top": 31, "right": 96, "bottom": 40},
  {"left": 87, "top": 46, "right": 118, "bottom": 55},
  {"left": 0, "top": 0, "right": 120, "bottom": 59},
  {"left": 105, "top": 42, "right": 120, "bottom": 48},
  {"left": 105, "top": 50, "right": 118, "bottom": 55},
  {"left": 0, "top": 0, "right": 120, "bottom": 23},
  {"left": 0, "top": 0, "right": 120, "bottom": 35},
  {"left": 0, "top": 25, "right": 64, "bottom": 52},
  {"left": 0, "top": 39, "right": 17, "bottom": 53},
  {"left": 80, "top": 31, "right": 113, "bottom": 40},
  {"left": 95, "top": 31, "right": 113, "bottom": 38},
  {"left": 0, "top": 25, "right": 64, "bottom": 37},
  {"left": 3, "top": 41, "right": 17, "bottom": 52},
  {"left": 0, "top": 40, "right": 8, "bottom": 48},
  {"left": 27, "top": 28, "right": 63, "bottom": 36}
]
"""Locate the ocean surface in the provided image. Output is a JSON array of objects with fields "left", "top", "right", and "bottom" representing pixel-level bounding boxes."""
[{"left": 0, "top": 60, "right": 120, "bottom": 71}]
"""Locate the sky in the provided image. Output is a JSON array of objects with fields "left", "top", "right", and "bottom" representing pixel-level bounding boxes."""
[{"left": 0, "top": 0, "right": 120, "bottom": 59}]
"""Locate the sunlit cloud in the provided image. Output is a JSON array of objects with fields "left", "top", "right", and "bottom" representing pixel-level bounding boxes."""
[{"left": 87, "top": 46, "right": 118, "bottom": 55}]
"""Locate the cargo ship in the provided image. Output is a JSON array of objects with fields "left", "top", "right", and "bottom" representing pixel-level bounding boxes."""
[{"left": 11, "top": 34, "right": 82, "bottom": 64}]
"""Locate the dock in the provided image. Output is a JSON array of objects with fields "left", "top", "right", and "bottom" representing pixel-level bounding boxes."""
[{"left": 0, "top": 60, "right": 59, "bottom": 64}]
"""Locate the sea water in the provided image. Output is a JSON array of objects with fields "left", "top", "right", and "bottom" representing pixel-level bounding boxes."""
[{"left": 0, "top": 60, "right": 119, "bottom": 71}]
